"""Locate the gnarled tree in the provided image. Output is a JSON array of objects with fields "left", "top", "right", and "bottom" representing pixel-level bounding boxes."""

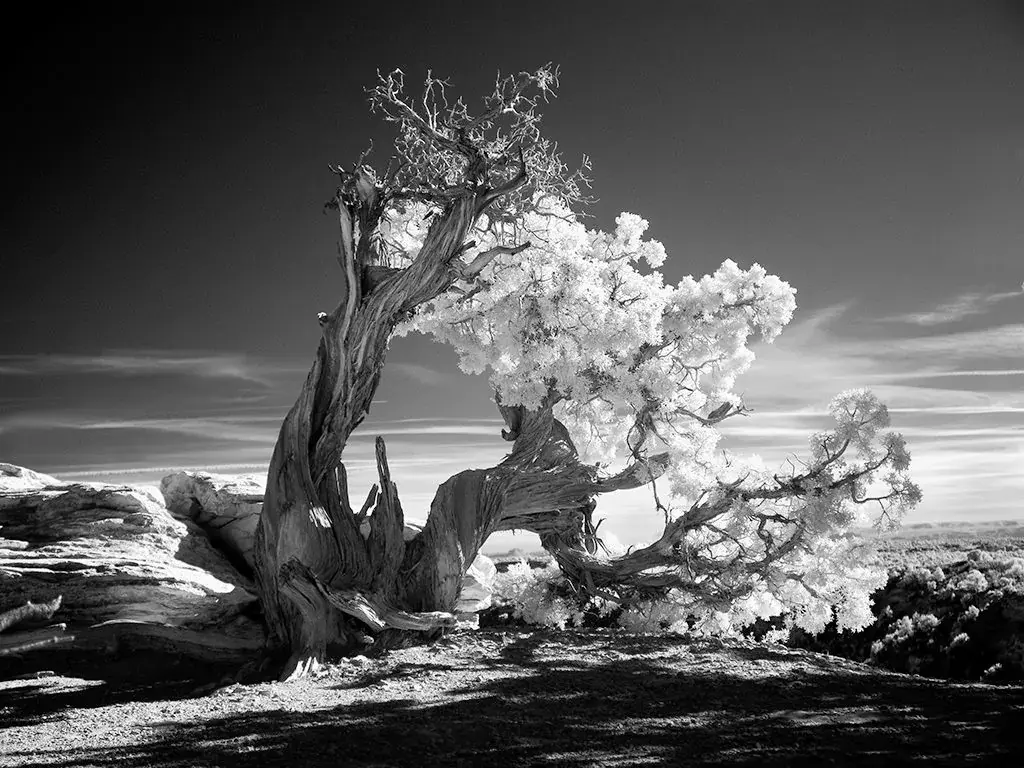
[{"left": 254, "top": 65, "right": 921, "bottom": 679}]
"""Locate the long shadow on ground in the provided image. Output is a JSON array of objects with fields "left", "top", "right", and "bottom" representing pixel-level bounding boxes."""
[
  {"left": 4, "top": 635, "right": 1023, "bottom": 767},
  {"left": 0, "top": 649, "right": 236, "bottom": 727}
]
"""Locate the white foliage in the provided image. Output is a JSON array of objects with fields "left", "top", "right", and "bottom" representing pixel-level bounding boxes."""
[
  {"left": 384, "top": 196, "right": 918, "bottom": 637},
  {"left": 393, "top": 198, "right": 796, "bottom": 471},
  {"left": 493, "top": 561, "right": 586, "bottom": 630}
]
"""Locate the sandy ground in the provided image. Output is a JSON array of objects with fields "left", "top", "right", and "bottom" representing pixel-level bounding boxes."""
[{"left": 2, "top": 628, "right": 1023, "bottom": 767}]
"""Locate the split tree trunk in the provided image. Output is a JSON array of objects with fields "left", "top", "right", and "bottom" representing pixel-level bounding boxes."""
[
  {"left": 255, "top": 304, "right": 664, "bottom": 678},
  {"left": 249, "top": 181, "right": 633, "bottom": 673},
  {"left": 251, "top": 162, "right": 663, "bottom": 679},
  {"left": 252, "top": 185, "right": 490, "bottom": 678}
]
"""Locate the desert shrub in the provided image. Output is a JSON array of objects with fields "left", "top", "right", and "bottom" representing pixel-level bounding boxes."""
[
  {"left": 785, "top": 553, "right": 1024, "bottom": 682},
  {"left": 485, "top": 561, "right": 622, "bottom": 630},
  {"left": 483, "top": 548, "right": 1024, "bottom": 684},
  {"left": 486, "top": 554, "right": 872, "bottom": 640}
]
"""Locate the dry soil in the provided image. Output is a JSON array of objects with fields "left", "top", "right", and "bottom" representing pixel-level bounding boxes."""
[{"left": 2, "top": 628, "right": 1022, "bottom": 767}]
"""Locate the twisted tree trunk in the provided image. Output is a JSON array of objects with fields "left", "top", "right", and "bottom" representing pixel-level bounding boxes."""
[
  {"left": 251, "top": 68, "right": 637, "bottom": 678},
  {"left": 249, "top": 171, "right": 689, "bottom": 673},
  {"left": 252, "top": 176, "right": 590, "bottom": 677},
  {"left": 256, "top": 308, "right": 667, "bottom": 678},
  {"left": 253, "top": 177, "right": 479, "bottom": 677}
]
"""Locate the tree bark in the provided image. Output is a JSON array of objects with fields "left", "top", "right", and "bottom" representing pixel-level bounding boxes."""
[{"left": 253, "top": 189, "right": 487, "bottom": 678}]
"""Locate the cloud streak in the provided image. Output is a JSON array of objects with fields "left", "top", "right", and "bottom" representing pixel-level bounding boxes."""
[
  {"left": 879, "top": 285, "right": 1024, "bottom": 326},
  {"left": 743, "top": 307, "right": 1024, "bottom": 413},
  {"left": 0, "top": 412, "right": 504, "bottom": 441},
  {"left": 387, "top": 362, "right": 449, "bottom": 386},
  {"left": 0, "top": 350, "right": 304, "bottom": 386},
  {"left": 3, "top": 303, "right": 1020, "bottom": 533},
  {"left": 0, "top": 412, "right": 282, "bottom": 441}
]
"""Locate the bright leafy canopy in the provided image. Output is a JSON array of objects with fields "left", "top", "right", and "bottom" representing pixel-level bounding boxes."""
[{"left": 368, "top": 66, "right": 921, "bottom": 637}]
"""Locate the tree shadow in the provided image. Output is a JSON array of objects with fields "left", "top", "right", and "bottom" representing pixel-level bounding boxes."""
[
  {"left": 1, "top": 649, "right": 235, "bottom": 727},
  {"left": 5, "top": 636, "right": 1023, "bottom": 767}
]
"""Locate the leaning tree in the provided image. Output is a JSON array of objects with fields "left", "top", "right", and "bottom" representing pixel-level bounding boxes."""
[{"left": 254, "top": 65, "right": 921, "bottom": 679}]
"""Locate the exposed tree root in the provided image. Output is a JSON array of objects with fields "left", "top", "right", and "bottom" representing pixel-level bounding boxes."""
[
  {"left": 1, "top": 618, "right": 262, "bottom": 668},
  {"left": 0, "top": 596, "right": 69, "bottom": 657},
  {"left": 281, "top": 653, "right": 323, "bottom": 683},
  {"left": 274, "top": 556, "right": 455, "bottom": 680},
  {"left": 0, "top": 626, "right": 73, "bottom": 657},
  {"left": 0, "top": 595, "right": 63, "bottom": 634}
]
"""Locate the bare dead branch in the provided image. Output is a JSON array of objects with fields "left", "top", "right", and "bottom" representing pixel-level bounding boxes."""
[
  {"left": 356, "top": 485, "right": 379, "bottom": 523},
  {"left": 456, "top": 241, "right": 532, "bottom": 280},
  {"left": 477, "top": 146, "right": 529, "bottom": 213}
]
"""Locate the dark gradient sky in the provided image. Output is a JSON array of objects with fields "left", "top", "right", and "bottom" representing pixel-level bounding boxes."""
[{"left": 2, "top": 2, "right": 1022, "bottom": 548}]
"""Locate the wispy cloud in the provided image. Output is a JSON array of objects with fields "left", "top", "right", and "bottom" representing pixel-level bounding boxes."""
[
  {"left": 877, "top": 369, "right": 1024, "bottom": 379},
  {"left": 352, "top": 424, "right": 502, "bottom": 438},
  {"left": 0, "top": 412, "right": 503, "bottom": 442},
  {"left": 0, "top": 413, "right": 282, "bottom": 442},
  {"left": 869, "top": 324, "right": 1024, "bottom": 361},
  {"left": 0, "top": 350, "right": 303, "bottom": 386},
  {"left": 879, "top": 284, "right": 1024, "bottom": 326},
  {"left": 742, "top": 307, "right": 1024, "bottom": 415},
  {"left": 3, "top": 309, "right": 1020, "bottom": 531},
  {"left": 387, "top": 362, "right": 449, "bottom": 386}
]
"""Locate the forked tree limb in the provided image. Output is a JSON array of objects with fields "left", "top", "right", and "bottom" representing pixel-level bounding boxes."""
[
  {"left": 476, "top": 397, "right": 891, "bottom": 607},
  {"left": 517, "top": 425, "right": 899, "bottom": 605},
  {"left": 499, "top": 451, "right": 672, "bottom": 521},
  {"left": 477, "top": 147, "right": 529, "bottom": 212},
  {"left": 457, "top": 241, "right": 532, "bottom": 280}
]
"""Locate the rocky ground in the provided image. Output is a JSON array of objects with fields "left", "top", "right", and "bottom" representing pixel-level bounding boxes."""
[{"left": 3, "top": 628, "right": 1023, "bottom": 767}]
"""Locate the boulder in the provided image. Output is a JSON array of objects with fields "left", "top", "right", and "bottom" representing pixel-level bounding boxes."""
[
  {"left": 0, "top": 463, "right": 61, "bottom": 493},
  {"left": 160, "top": 471, "right": 264, "bottom": 573},
  {"left": 459, "top": 554, "right": 497, "bottom": 613},
  {"left": 0, "top": 465, "right": 262, "bottom": 662}
]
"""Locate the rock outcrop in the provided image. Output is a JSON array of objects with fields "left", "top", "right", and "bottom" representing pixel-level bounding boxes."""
[
  {"left": 0, "top": 464, "right": 262, "bottom": 662},
  {"left": 160, "top": 471, "right": 264, "bottom": 575},
  {"left": 460, "top": 555, "right": 497, "bottom": 613}
]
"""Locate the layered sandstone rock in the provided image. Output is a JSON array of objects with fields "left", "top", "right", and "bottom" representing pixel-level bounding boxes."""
[
  {"left": 0, "top": 464, "right": 262, "bottom": 661},
  {"left": 160, "top": 471, "right": 263, "bottom": 574}
]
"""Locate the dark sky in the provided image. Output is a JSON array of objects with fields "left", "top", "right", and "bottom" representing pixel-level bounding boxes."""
[{"left": 2, "top": 2, "right": 1022, "bottom": 544}]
